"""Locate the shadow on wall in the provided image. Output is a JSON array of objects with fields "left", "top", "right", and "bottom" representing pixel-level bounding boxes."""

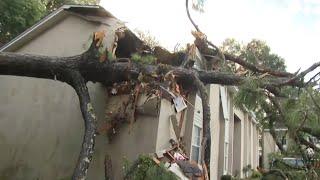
[
  {"left": 0, "top": 161, "right": 33, "bottom": 180},
  {"left": 0, "top": 162, "right": 71, "bottom": 180}
]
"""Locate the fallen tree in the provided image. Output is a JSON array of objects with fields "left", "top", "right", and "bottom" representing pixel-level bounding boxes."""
[
  {"left": 1, "top": 35, "right": 319, "bottom": 179},
  {"left": 0, "top": 1, "right": 320, "bottom": 180}
]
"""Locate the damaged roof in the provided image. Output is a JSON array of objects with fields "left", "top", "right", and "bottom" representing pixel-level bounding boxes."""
[{"left": 0, "top": 5, "right": 119, "bottom": 52}]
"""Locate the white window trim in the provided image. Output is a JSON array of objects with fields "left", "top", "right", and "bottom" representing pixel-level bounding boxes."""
[
  {"left": 191, "top": 95, "right": 203, "bottom": 164},
  {"left": 221, "top": 86, "right": 231, "bottom": 174}
]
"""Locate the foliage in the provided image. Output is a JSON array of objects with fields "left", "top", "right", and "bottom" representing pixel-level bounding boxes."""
[
  {"left": 251, "top": 169, "right": 262, "bottom": 178},
  {"left": 192, "top": 0, "right": 205, "bottom": 12},
  {"left": 123, "top": 155, "right": 178, "bottom": 180},
  {"left": 242, "top": 164, "right": 252, "bottom": 178},
  {"left": 131, "top": 53, "right": 156, "bottom": 65},
  {"left": 244, "top": 40, "right": 286, "bottom": 71},
  {"left": 0, "top": 0, "right": 45, "bottom": 44},
  {"left": 224, "top": 38, "right": 320, "bottom": 178},
  {"left": 222, "top": 38, "right": 286, "bottom": 72},
  {"left": 220, "top": 174, "right": 232, "bottom": 180}
]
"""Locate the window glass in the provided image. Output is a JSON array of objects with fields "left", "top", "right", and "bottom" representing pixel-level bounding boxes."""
[
  {"left": 191, "top": 94, "right": 203, "bottom": 164},
  {"left": 193, "top": 126, "right": 201, "bottom": 145},
  {"left": 224, "top": 142, "right": 229, "bottom": 173},
  {"left": 191, "top": 146, "right": 200, "bottom": 163}
]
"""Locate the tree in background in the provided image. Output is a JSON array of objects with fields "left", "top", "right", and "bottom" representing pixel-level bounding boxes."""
[
  {"left": 223, "top": 38, "right": 320, "bottom": 179},
  {"left": 0, "top": 0, "right": 45, "bottom": 45},
  {"left": 0, "top": 0, "right": 97, "bottom": 46}
]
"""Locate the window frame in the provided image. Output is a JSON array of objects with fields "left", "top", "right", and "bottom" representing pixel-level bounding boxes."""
[{"left": 191, "top": 95, "right": 203, "bottom": 164}]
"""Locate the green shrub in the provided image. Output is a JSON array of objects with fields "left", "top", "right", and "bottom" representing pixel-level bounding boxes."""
[
  {"left": 123, "top": 155, "right": 177, "bottom": 180},
  {"left": 251, "top": 169, "right": 262, "bottom": 178},
  {"left": 220, "top": 174, "right": 232, "bottom": 180}
]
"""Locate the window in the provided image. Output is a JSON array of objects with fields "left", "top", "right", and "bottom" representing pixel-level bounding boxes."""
[
  {"left": 224, "top": 118, "right": 230, "bottom": 174},
  {"left": 191, "top": 95, "right": 203, "bottom": 163},
  {"left": 224, "top": 142, "right": 229, "bottom": 172},
  {"left": 191, "top": 125, "right": 201, "bottom": 163},
  {"left": 220, "top": 86, "right": 230, "bottom": 174}
]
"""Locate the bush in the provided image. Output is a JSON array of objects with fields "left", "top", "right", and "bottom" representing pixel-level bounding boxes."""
[
  {"left": 220, "top": 174, "right": 232, "bottom": 180},
  {"left": 251, "top": 169, "right": 262, "bottom": 178},
  {"left": 123, "top": 155, "right": 178, "bottom": 180}
]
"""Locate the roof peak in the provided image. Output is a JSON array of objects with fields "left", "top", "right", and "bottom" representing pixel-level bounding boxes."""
[{"left": 0, "top": 5, "right": 116, "bottom": 52}]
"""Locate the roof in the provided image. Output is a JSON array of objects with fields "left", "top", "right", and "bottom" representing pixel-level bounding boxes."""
[{"left": 0, "top": 5, "right": 117, "bottom": 52}]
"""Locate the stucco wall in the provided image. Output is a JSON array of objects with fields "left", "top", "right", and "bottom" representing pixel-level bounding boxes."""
[
  {"left": 102, "top": 95, "right": 159, "bottom": 180},
  {"left": 208, "top": 84, "right": 221, "bottom": 180},
  {"left": 233, "top": 115, "right": 242, "bottom": 176},
  {"left": 263, "top": 131, "right": 276, "bottom": 169},
  {"left": 0, "top": 13, "right": 156, "bottom": 180}
]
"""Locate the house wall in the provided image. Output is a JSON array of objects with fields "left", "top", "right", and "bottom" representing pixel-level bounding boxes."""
[
  {"left": 263, "top": 131, "right": 277, "bottom": 169},
  {"left": 208, "top": 84, "right": 221, "bottom": 180},
  {"left": 252, "top": 125, "right": 259, "bottom": 169},
  {"left": 233, "top": 114, "right": 242, "bottom": 177},
  {"left": 225, "top": 106, "right": 260, "bottom": 179},
  {"left": 0, "top": 9, "right": 263, "bottom": 180},
  {"left": 103, "top": 95, "right": 159, "bottom": 180},
  {"left": 228, "top": 91, "right": 234, "bottom": 175},
  {"left": 234, "top": 108, "right": 245, "bottom": 178},
  {"left": 183, "top": 94, "right": 197, "bottom": 157},
  {"left": 217, "top": 103, "right": 225, "bottom": 179},
  {"left": 0, "top": 13, "right": 157, "bottom": 180}
]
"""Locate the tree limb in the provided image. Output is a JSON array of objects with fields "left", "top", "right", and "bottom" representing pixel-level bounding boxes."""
[
  {"left": 0, "top": 45, "right": 319, "bottom": 179},
  {"left": 300, "top": 127, "right": 320, "bottom": 139},
  {"left": 68, "top": 71, "right": 97, "bottom": 180},
  {"left": 224, "top": 53, "right": 293, "bottom": 77},
  {"left": 297, "top": 133, "right": 320, "bottom": 152},
  {"left": 191, "top": 72, "right": 211, "bottom": 172},
  {"left": 280, "top": 62, "right": 320, "bottom": 86}
]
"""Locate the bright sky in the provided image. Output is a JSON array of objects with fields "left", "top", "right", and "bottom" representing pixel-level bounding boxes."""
[{"left": 101, "top": 0, "right": 320, "bottom": 72}]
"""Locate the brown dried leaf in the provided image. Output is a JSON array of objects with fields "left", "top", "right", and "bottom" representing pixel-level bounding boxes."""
[{"left": 94, "top": 30, "right": 106, "bottom": 47}]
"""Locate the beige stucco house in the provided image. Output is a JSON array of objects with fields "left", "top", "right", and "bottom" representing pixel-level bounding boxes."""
[
  {"left": 0, "top": 5, "right": 260, "bottom": 180},
  {"left": 208, "top": 86, "right": 260, "bottom": 179}
]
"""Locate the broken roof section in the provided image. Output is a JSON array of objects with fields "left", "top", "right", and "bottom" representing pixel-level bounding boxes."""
[{"left": 0, "top": 5, "right": 125, "bottom": 52}]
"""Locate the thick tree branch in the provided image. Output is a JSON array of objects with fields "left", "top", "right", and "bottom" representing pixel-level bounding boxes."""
[
  {"left": 300, "top": 127, "right": 320, "bottom": 139},
  {"left": 0, "top": 45, "right": 318, "bottom": 179},
  {"left": 185, "top": 0, "right": 200, "bottom": 32},
  {"left": 185, "top": 0, "right": 292, "bottom": 78},
  {"left": 192, "top": 72, "right": 211, "bottom": 172},
  {"left": 280, "top": 62, "right": 320, "bottom": 86},
  {"left": 0, "top": 52, "right": 313, "bottom": 89},
  {"left": 0, "top": 52, "right": 79, "bottom": 81},
  {"left": 68, "top": 71, "right": 97, "bottom": 180},
  {"left": 297, "top": 133, "right": 320, "bottom": 152},
  {"left": 224, "top": 53, "right": 293, "bottom": 77}
]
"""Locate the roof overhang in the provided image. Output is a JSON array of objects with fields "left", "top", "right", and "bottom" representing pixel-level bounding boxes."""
[{"left": 0, "top": 5, "right": 115, "bottom": 52}]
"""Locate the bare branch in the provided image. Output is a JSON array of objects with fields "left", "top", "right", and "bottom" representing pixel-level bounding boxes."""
[
  {"left": 280, "top": 62, "right": 320, "bottom": 86},
  {"left": 305, "top": 72, "right": 320, "bottom": 86},
  {"left": 307, "top": 89, "right": 320, "bottom": 111},
  {"left": 300, "top": 127, "right": 320, "bottom": 139},
  {"left": 224, "top": 53, "right": 293, "bottom": 77},
  {"left": 297, "top": 133, "right": 320, "bottom": 152},
  {"left": 185, "top": 0, "right": 200, "bottom": 32}
]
